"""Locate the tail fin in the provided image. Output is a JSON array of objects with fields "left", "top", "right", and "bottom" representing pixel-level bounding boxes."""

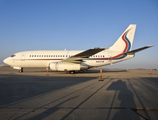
[{"left": 109, "top": 24, "right": 136, "bottom": 52}]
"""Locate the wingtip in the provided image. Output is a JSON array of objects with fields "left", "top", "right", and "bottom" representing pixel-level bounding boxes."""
[{"left": 146, "top": 45, "right": 154, "bottom": 48}]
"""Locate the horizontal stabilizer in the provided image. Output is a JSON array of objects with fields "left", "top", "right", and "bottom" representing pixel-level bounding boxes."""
[{"left": 125, "top": 45, "right": 153, "bottom": 55}]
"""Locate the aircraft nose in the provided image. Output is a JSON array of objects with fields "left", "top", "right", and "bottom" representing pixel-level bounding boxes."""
[{"left": 3, "top": 58, "right": 10, "bottom": 65}]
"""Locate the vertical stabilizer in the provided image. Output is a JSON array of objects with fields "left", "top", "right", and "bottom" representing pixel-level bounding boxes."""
[{"left": 109, "top": 24, "right": 136, "bottom": 52}]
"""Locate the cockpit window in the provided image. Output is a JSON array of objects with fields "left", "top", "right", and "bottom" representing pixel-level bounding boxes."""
[{"left": 11, "top": 55, "right": 16, "bottom": 57}]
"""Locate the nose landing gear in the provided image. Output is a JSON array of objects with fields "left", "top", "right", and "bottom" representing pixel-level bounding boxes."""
[{"left": 19, "top": 68, "right": 23, "bottom": 73}]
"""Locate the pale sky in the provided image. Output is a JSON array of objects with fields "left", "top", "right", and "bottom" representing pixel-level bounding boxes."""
[{"left": 0, "top": 0, "right": 157, "bottom": 68}]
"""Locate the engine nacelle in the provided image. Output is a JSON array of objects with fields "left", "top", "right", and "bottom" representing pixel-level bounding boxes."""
[
  {"left": 13, "top": 66, "right": 21, "bottom": 70},
  {"left": 49, "top": 62, "right": 88, "bottom": 71}
]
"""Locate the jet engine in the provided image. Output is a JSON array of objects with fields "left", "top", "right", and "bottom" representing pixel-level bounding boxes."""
[{"left": 49, "top": 62, "right": 88, "bottom": 71}]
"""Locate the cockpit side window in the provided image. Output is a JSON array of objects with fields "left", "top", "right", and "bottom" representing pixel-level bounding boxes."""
[{"left": 11, "top": 55, "right": 16, "bottom": 57}]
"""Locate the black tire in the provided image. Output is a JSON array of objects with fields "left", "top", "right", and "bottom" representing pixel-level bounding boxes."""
[
  {"left": 70, "top": 71, "right": 75, "bottom": 74},
  {"left": 19, "top": 68, "right": 23, "bottom": 73}
]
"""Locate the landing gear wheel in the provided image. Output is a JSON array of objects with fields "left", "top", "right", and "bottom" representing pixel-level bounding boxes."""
[
  {"left": 69, "top": 71, "right": 75, "bottom": 74},
  {"left": 19, "top": 68, "right": 23, "bottom": 73}
]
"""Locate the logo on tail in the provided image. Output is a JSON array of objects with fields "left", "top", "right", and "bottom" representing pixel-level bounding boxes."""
[
  {"left": 122, "top": 29, "right": 131, "bottom": 52},
  {"left": 112, "top": 29, "right": 131, "bottom": 59}
]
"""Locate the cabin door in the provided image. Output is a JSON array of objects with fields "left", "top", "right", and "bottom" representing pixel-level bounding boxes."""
[{"left": 20, "top": 53, "right": 26, "bottom": 66}]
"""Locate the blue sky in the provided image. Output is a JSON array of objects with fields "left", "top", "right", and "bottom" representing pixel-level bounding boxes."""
[{"left": 0, "top": 0, "right": 158, "bottom": 68}]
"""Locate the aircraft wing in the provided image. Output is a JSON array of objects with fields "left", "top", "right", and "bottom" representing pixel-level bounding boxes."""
[
  {"left": 62, "top": 48, "right": 105, "bottom": 63},
  {"left": 125, "top": 45, "right": 153, "bottom": 55}
]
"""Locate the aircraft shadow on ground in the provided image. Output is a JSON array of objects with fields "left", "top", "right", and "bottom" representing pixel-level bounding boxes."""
[
  {"left": 78, "top": 69, "right": 128, "bottom": 73},
  {"left": 20, "top": 68, "right": 128, "bottom": 74},
  {"left": 0, "top": 74, "right": 96, "bottom": 107},
  {"left": 25, "top": 76, "right": 111, "bottom": 120}
]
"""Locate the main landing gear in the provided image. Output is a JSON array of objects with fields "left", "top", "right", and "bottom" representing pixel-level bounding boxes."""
[{"left": 69, "top": 71, "right": 76, "bottom": 74}]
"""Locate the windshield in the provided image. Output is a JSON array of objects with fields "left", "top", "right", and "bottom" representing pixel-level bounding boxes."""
[{"left": 11, "top": 55, "right": 16, "bottom": 57}]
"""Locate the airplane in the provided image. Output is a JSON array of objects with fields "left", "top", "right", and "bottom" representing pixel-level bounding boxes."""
[{"left": 3, "top": 24, "right": 152, "bottom": 73}]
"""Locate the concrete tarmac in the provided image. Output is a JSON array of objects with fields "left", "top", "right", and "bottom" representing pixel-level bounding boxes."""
[{"left": 0, "top": 67, "right": 158, "bottom": 120}]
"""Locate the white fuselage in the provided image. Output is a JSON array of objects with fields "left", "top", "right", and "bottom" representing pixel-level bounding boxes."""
[{"left": 4, "top": 49, "right": 134, "bottom": 70}]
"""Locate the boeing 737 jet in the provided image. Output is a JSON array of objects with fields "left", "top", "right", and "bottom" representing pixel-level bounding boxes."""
[{"left": 3, "top": 24, "right": 152, "bottom": 73}]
